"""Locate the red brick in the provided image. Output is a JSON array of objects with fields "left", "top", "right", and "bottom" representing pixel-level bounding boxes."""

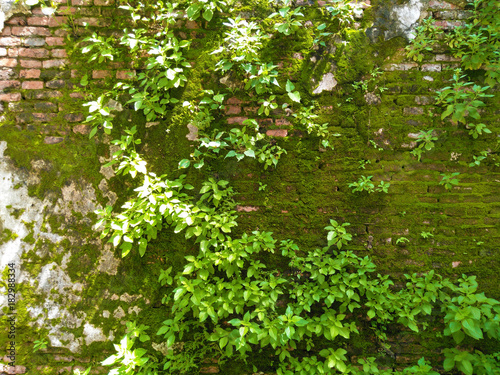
[
  {"left": 64, "top": 113, "right": 84, "bottom": 122},
  {"left": 0, "top": 58, "right": 18, "bottom": 67},
  {"left": 403, "top": 107, "right": 424, "bottom": 115},
  {"left": 46, "top": 37, "right": 65, "bottom": 46},
  {"left": 72, "top": 0, "right": 92, "bottom": 4},
  {"left": 44, "top": 136, "right": 64, "bottom": 144},
  {"left": 12, "top": 27, "right": 51, "bottom": 37},
  {"left": 75, "top": 18, "right": 106, "bottom": 27},
  {"left": 275, "top": 118, "right": 291, "bottom": 127},
  {"left": 186, "top": 21, "right": 198, "bottom": 29},
  {"left": 116, "top": 70, "right": 135, "bottom": 80},
  {"left": 54, "top": 29, "right": 69, "bottom": 37},
  {"left": 421, "top": 64, "right": 441, "bottom": 72},
  {"left": 34, "top": 113, "right": 56, "bottom": 122},
  {"left": 42, "top": 59, "right": 67, "bottom": 68},
  {"left": 25, "top": 90, "right": 62, "bottom": 99},
  {"left": 227, "top": 116, "right": 247, "bottom": 125},
  {"left": 19, "top": 48, "right": 49, "bottom": 58},
  {"left": 69, "top": 92, "right": 85, "bottom": 99},
  {"left": 428, "top": 0, "right": 458, "bottom": 9},
  {"left": 7, "top": 49, "right": 19, "bottom": 57},
  {"left": 6, "top": 17, "right": 27, "bottom": 26},
  {"left": 51, "top": 49, "right": 67, "bottom": 58},
  {"left": 236, "top": 206, "right": 259, "bottom": 212},
  {"left": 0, "top": 37, "right": 22, "bottom": 46},
  {"left": 266, "top": 129, "right": 288, "bottom": 137},
  {"left": 0, "top": 80, "right": 20, "bottom": 89},
  {"left": 56, "top": 7, "right": 77, "bottom": 15},
  {"left": 48, "top": 17, "right": 66, "bottom": 28},
  {"left": 225, "top": 105, "right": 241, "bottom": 115},
  {"left": 95, "top": 0, "right": 115, "bottom": 4},
  {"left": 0, "top": 93, "right": 22, "bottom": 101},
  {"left": 382, "top": 63, "right": 418, "bottom": 71},
  {"left": 1, "top": 27, "right": 12, "bottom": 36},
  {"left": 92, "top": 70, "right": 111, "bottom": 79},
  {"left": 227, "top": 97, "right": 242, "bottom": 105},
  {"left": 20, "top": 59, "right": 42, "bottom": 68},
  {"left": 73, "top": 124, "right": 90, "bottom": 134},
  {"left": 434, "top": 20, "right": 464, "bottom": 29},
  {"left": 435, "top": 54, "right": 461, "bottom": 62},
  {"left": 22, "top": 81, "right": 44, "bottom": 89},
  {"left": 27, "top": 17, "right": 50, "bottom": 26},
  {"left": 20, "top": 69, "right": 41, "bottom": 78}
]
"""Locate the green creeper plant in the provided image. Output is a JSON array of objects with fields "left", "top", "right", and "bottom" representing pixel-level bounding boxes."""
[
  {"left": 348, "top": 175, "right": 390, "bottom": 193},
  {"left": 410, "top": 129, "right": 438, "bottom": 161},
  {"left": 439, "top": 172, "right": 460, "bottom": 190}
]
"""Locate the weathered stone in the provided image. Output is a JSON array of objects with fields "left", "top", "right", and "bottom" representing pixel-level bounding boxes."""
[
  {"left": 366, "top": 0, "right": 425, "bottom": 42},
  {"left": 364, "top": 92, "right": 381, "bottom": 105},
  {"left": 43, "top": 136, "right": 64, "bottom": 144},
  {"left": 312, "top": 72, "right": 337, "bottom": 94}
]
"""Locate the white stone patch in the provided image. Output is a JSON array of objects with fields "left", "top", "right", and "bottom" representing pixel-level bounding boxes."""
[
  {"left": 128, "top": 306, "right": 142, "bottom": 315},
  {"left": 83, "top": 323, "right": 107, "bottom": 346},
  {"left": 0, "top": 140, "right": 117, "bottom": 353},
  {"left": 0, "top": 0, "right": 30, "bottom": 32},
  {"left": 389, "top": 0, "right": 425, "bottom": 40},
  {"left": 113, "top": 306, "right": 126, "bottom": 319},
  {"left": 97, "top": 245, "right": 120, "bottom": 275},
  {"left": 312, "top": 73, "right": 338, "bottom": 95}
]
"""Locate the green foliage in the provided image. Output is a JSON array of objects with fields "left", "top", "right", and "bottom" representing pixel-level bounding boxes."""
[
  {"left": 444, "top": 349, "right": 500, "bottom": 375},
  {"left": 79, "top": 1, "right": 500, "bottom": 374},
  {"left": 268, "top": 0, "right": 304, "bottom": 36},
  {"left": 186, "top": 0, "right": 230, "bottom": 21},
  {"left": 349, "top": 175, "right": 390, "bottom": 194},
  {"left": 436, "top": 69, "right": 493, "bottom": 130},
  {"left": 410, "top": 129, "right": 437, "bottom": 161},
  {"left": 396, "top": 237, "right": 410, "bottom": 245},
  {"left": 469, "top": 151, "right": 489, "bottom": 167},
  {"left": 439, "top": 172, "right": 460, "bottom": 190},
  {"left": 32, "top": 338, "right": 48, "bottom": 353},
  {"left": 324, "top": 219, "right": 352, "bottom": 250},
  {"left": 420, "top": 231, "right": 434, "bottom": 239},
  {"left": 406, "top": 17, "right": 443, "bottom": 62},
  {"left": 292, "top": 104, "right": 340, "bottom": 150}
]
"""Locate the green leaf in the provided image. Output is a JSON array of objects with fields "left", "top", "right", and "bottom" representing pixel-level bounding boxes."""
[
  {"left": 220, "top": 336, "right": 228, "bottom": 349},
  {"left": 203, "top": 9, "right": 214, "bottom": 21},
  {"left": 461, "top": 360, "right": 473, "bottom": 375},
  {"left": 178, "top": 159, "right": 191, "bottom": 169},
  {"left": 443, "top": 357, "right": 455, "bottom": 371},
  {"left": 285, "top": 80, "right": 295, "bottom": 93},
  {"left": 288, "top": 91, "right": 301, "bottom": 103},
  {"left": 244, "top": 149, "right": 256, "bottom": 158},
  {"left": 138, "top": 238, "right": 147, "bottom": 257}
]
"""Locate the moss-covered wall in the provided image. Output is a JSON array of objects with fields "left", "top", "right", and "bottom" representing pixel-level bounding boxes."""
[{"left": 0, "top": 0, "right": 498, "bottom": 374}]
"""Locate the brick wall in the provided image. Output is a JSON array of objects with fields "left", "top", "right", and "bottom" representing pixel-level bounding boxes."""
[{"left": 0, "top": 0, "right": 499, "bottom": 374}]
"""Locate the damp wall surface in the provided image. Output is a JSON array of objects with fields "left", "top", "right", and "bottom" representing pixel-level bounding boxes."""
[{"left": 0, "top": 0, "right": 499, "bottom": 374}]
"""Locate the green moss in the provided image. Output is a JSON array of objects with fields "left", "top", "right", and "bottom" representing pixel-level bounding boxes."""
[{"left": 0, "top": 228, "right": 18, "bottom": 245}]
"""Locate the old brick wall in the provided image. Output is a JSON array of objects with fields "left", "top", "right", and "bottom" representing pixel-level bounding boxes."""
[{"left": 0, "top": 0, "right": 499, "bottom": 374}]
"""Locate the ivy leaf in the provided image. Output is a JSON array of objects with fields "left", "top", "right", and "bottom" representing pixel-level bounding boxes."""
[
  {"left": 443, "top": 357, "right": 455, "bottom": 371},
  {"left": 244, "top": 149, "right": 255, "bottom": 158},
  {"left": 121, "top": 242, "right": 132, "bottom": 257},
  {"left": 178, "top": 159, "right": 190, "bottom": 169},
  {"left": 203, "top": 9, "right": 214, "bottom": 21},
  {"left": 288, "top": 91, "right": 301, "bottom": 103},
  {"left": 138, "top": 238, "right": 147, "bottom": 257},
  {"left": 186, "top": 4, "right": 202, "bottom": 19},
  {"left": 285, "top": 79, "right": 295, "bottom": 93}
]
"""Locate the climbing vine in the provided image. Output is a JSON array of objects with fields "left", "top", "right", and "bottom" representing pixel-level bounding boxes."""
[{"left": 70, "top": 0, "right": 500, "bottom": 374}]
